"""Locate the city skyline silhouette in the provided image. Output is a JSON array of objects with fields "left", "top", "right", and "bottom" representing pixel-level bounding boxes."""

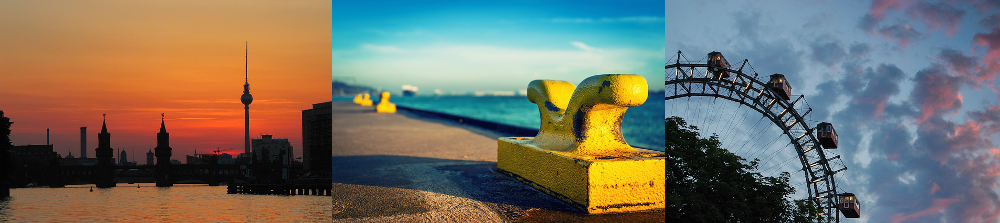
[{"left": 0, "top": 1, "right": 331, "bottom": 161}]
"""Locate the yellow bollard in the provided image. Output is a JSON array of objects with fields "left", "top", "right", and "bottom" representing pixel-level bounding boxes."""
[
  {"left": 375, "top": 92, "right": 396, "bottom": 113},
  {"left": 497, "top": 74, "right": 665, "bottom": 214},
  {"left": 359, "top": 93, "right": 373, "bottom": 106},
  {"left": 353, "top": 94, "right": 363, "bottom": 104}
]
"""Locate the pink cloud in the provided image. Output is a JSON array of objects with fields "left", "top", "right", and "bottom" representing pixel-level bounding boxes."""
[
  {"left": 974, "top": 28, "right": 1000, "bottom": 58},
  {"left": 870, "top": 0, "right": 905, "bottom": 20},
  {"left": 907, "top": 1, "right": 965, "bottom": 37},
  {"left": 914, "top": 68, "right": 962, "bottom": 123},
  {"left": 860, "top": 1, "right": 967, "bottom": 47},
  {"left": 850, "top": 97, "right": 889, "bottom": 119},
  {"left": 937, "top": 119, "right": 1000, "bottom": 221},
  {"left": 938, "top": 49, "right": 981, "bottom": 83},
  {"left": 891, "top": 197, "right": 960, "bottom": 223},
  {"left": 876, "top": 24, "right": 922, "bottom": 48},
  {"left": 973, "top": 27, "right": 1000, "bottom": 86}
]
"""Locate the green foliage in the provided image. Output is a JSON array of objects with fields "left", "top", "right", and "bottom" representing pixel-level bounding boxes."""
[{"left": 665, "top": 116, "right": 823, "bottom": 222}]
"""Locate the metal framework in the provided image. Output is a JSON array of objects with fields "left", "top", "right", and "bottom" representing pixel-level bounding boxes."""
[{"left": 665, "top": 51, "right": 847, "bottom": 222}]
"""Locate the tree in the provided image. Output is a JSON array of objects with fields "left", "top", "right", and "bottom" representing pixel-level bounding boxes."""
[
  {"left": 1, "top": 110, "right": 11, "bottom": 197},
  {"left": 665, "top": 116, "right": 824, "bottom": 222}
]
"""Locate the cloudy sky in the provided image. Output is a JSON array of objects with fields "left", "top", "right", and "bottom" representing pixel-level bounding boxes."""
[
  {"left": 332, "top": 0, "right": 664, "bottom": 94},
  {"left": 667, "top": 0, "right": 1000, "bottom": 222},
  {"left": 0, "top": 1, "right": 331, "bottom": 162}
]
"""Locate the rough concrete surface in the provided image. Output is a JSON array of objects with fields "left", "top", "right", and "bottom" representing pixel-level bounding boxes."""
[{"left": 331, "top": 102, "right": 665, "bottom": 222}]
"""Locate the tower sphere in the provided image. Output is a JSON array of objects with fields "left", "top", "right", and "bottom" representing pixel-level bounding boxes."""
[
  {"left": 241, "top": 92, "right": 253, "bottom": 105},
  {"left": 241, "top": 83, "right": 253, "bottom": 105}
]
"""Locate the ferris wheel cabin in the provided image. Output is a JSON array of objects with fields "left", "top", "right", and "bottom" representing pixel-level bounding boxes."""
[
  {"left": 707, "top": 51, "right": 730, "bottom": 79},
  {"left": 817, "top": 122, "right": 838, "bottom": 149},
  {"left": 838, "top": 193, "right": 861, "bottom": 218},
  {"left": 767, "top": 74, "right": 792, "bottom": 100}
]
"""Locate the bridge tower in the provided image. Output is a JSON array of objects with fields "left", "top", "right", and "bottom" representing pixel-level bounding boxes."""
[
  {"left": 95, "top": 114, "right": 115, "bottom": 188},
  {"left": 154, "top": 114, "right": 173, "bottom": 187}
]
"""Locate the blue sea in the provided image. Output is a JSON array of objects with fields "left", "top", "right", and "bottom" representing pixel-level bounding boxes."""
[{"left": 336, "top": 94, "right": 664, "bottom": 151}]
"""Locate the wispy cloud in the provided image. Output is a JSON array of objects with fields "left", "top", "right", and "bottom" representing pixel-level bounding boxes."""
[
  {"left": 907, "top": 1, "right": 965, "bottom": 36},
  {"left": 361, "top": 44, "right": 405, "bottom": 53},
  {"left": 549, "top": 16, "right": 663, "bottom": 23},
  {"left": 336, "top": 42, "right": 661, "bottom": 92},
  {"left": 671, "top": 1, "right": 1000, "bottom": 221},
  {"left": 570, "top": 41, "right": 596, "bottom": 52}
]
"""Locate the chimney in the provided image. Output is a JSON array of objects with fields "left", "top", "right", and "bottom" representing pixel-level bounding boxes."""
[{"left": 46, "top": 128, "right": 50, "bottom": 145}]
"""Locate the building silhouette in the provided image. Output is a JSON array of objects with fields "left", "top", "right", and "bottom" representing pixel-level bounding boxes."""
[
  {"left": 186, "top": 149, "right": 236, "bottom": 165},
  {"left": 154, "top": 114, "right": 173, "bottom": 187},
  {"left": 187, "top": 153, "right": 217, "bottom": 165},
  {"left": 60, "top": 154, "right": 97, "bottom": 166},
  {"left": 217, "top": 153, "right": 235, "bottom": 164},
  {"left": 80, "top": 127, "right": 86, "bottom": 158},
  {"left": 11, "top": 145, "right": 57, "bottom": 157},
  {"left": 119, "top": 149, "right": 127, "bottom": 165},
  {"left": 60, "top": 128, "right": 98, "bottom": 166},
  {"left": 146, "top": 149, "right": 154, "bottom": 166},
  {"left": 95, "top": 114, "right": 115, "bottom": 188},
  {"left": 302, "top": 101, "right": 331, "bottom": 176},
  {"left": 252, "top": 135, "right": 291, "bottom": 165},
  {"left": 9, "top": 144, "right": 61, "bottom": 187},
  {"left": 252, "top": 134, "right": 291, "bottom": 180},
  {"left": 116, "top": 148, "right": 135, "bottom": 166}
]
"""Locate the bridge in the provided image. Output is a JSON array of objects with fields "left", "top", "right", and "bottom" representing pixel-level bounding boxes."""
[{"left": 54, "top": 164, "right": 248, "bottom": 186}]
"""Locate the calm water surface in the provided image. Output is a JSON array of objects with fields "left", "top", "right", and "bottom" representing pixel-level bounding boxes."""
[
  {"left": 0, "top": 184, "right": 331, "bottom": 222},
  {"left": 337, "top": 94, "right": 665, "bottom": 150}
]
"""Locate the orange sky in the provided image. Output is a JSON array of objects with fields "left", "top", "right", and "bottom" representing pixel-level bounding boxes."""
[{"left": 0, "top": 1, "right": 331, "bottom": 163}]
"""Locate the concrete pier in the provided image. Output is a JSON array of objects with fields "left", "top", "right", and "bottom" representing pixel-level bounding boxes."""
[{"left": 331, "top": 101, "right": 664, "bottom": 222}]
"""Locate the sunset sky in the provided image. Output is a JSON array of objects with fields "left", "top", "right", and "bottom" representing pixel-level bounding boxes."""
[
  {"left": 332, "top": 0, "right": 664, "bottom": 94},
  {"left": 669, "top": 1, "right": 1000, "bottom": 222},
  {"left": 0, "top": 1, "right": 331, "bottom": 163}
]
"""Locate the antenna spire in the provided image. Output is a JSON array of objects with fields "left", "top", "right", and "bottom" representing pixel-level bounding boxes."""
[{"left": 245, "top": 41, "right": 248, "bottom": 83}]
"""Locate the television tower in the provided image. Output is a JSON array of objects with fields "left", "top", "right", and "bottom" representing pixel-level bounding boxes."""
[{"left": 240, "top": 42, "right": 253, "bottom": 158}]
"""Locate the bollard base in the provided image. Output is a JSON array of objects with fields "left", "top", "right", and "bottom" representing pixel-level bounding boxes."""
[
  {"left": 376, "top": 104, "right": 396, "bottom": 113},
  {"left": 497, "top": 137, "right": 665, "bottom": 214}
]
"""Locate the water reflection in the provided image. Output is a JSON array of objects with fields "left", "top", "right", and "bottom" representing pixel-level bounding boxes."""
[{"left": 0, "top": 184, "right": 330, "bottom": 222}]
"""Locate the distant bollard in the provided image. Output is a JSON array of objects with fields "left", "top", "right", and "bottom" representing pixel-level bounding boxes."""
[
  {"left": 375, "top": 92, "right": 396, "bottom": 113},
  {"left": 359, "top": 93, "right": 373, "bottom": 106},
  {"left": 497, "top": 74, "right": 665, "bottom": 214},
  {"left": 353, "top": 94, "right": 363, "bottom": 104}
]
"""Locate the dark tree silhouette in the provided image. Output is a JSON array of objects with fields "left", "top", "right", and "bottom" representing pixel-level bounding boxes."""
[
  {"left": 1, "top": 110, "right": 12, "bottom": 198},
  {"left": 665, "top": 116, "right": 823, "bottom": 222}
]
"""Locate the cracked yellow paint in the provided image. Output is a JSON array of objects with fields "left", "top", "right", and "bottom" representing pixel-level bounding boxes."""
[
  {"left": 498, "top": 74, "right": 665, "bottom": 214},
  {"left": 376, "top": 92, "right": 396, "bottom": 113}
]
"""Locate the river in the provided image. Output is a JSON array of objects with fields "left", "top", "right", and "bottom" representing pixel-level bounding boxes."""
[{"left": 0, "top": 184, "right": 331, "bottom": 222}]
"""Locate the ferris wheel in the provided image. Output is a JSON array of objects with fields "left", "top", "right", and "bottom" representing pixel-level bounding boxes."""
[{"left": 665, "top": 51, "right": 860, "bottom": 221}]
